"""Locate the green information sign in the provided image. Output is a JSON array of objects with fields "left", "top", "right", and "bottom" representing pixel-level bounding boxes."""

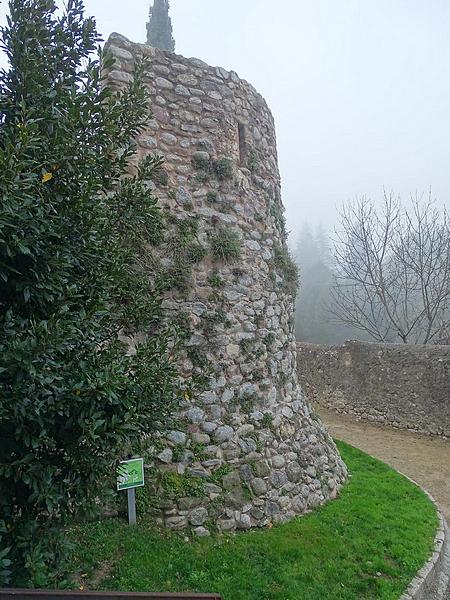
[{"left": 117, "top": 458, "right": 145, "bottom": 491}]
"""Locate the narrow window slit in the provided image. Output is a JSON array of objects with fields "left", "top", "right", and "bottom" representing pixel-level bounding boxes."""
[{"left": 238, "top": 122, "right": 248, "bottom": 165}]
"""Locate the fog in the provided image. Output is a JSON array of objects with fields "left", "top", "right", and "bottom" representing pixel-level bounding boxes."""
[{"left": 1, "top": 0, "right": 450, "bottom": 240}]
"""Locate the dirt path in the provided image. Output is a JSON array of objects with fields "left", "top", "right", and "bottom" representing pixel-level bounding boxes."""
[{"left": 318, "top": 408, "right": 450, "bottom": 522}]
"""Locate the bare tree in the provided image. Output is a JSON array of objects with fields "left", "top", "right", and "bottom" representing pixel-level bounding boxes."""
[{"left": 330, "top": 193, "right": 450, "bottom": 344}]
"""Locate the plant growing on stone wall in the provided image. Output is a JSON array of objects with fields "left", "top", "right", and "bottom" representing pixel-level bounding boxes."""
[
  {"left": 251, "top": 370, "right": 264, "bottom": 383},
  {"left": 192, "top": 152, "right": 211, "bottom": 171},
  {"left": 151, "top": 167, "right": 169, "bottom": 187},
  {"left": 238, "top": 392, "right": 257, "bottom": 413},
  {"left": 208, "top": 272, "right": 226, "bottom": 288},
  {"left": 159, "top": 471, "right": 204, "bottom": 499},
  {"left": 206, "top": 191, "right": 218, "bottom": 204},
  {"left": 201, "top": 310, "right": 231, "bottom": 337},
  {"left": 209, "top": 228, "right": 241, "bottom": 262},
  {"left": 213, "top": 157, "right": 234, "bottom": 181},
  {"left": 261, "top": 413, "right": 274, "bottom": 428},
  {"left": 160, "top": 216, "right": 206, "bottom": 291},
  {"left": 208, "top": 464, "right": 233, "bottom": 485},
  {"left": 264, "top": 332, "right": 276, "bottom": 348},
  {"left": 184, "top": 243, "right": 207, "bottom": 265},
  {"left": 239, "top": 338, "right": 255, "bottom": 357},
  {"left": 0, "top": 0, "right": 187, "bottom": 586},
  {"left": 247, "top": 148, "right": 259, "bottom": 173},
  {"left": 267, "top": 194, "right": 287, "bottom": 240},
  {"left": 273, "top": 244, "right": 300, "bottom": 297}
]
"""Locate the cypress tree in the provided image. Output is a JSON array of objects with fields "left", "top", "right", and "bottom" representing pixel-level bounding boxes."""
[{"left": 146, "top": 0, "right": 175, "bottom": 52}]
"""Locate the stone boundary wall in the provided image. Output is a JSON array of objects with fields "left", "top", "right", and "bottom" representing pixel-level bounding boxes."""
[{"left": 297, "top": 341, "right": 450, "bottom": 438}]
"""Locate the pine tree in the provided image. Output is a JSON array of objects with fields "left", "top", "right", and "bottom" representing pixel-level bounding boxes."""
[{"left": 146, "top": 0, "right": 175, "bottom": 52}]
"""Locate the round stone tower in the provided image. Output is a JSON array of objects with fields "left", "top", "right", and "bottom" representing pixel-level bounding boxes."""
[{"left": 106, "top": 33, "right": 347, "bottom": 534}]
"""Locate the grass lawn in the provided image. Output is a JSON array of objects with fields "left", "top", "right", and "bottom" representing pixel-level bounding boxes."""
[{"left": 69, "top": 441, "right": 438, "bottom": 600}]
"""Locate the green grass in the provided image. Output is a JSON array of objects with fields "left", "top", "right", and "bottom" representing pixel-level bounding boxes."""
[{"left": 69, "top": 442, "right": 438, "bottom": 600}]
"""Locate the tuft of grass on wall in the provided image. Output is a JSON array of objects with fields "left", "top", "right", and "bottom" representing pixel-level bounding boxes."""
[{"left": 209, "top": 228, "right": 241, "bottom": 263}]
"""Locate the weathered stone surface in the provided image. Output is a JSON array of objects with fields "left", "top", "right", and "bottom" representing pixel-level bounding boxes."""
[
  {"left": 286, "top": 461, "right": 302, "bottom": 483},
  {"left": 157, "top": 448, "right": 173, "bottom": 463},
  {"left": 167, "top": 430, "right": 187, "bottom": 445},
  {"left": 178, "top": 497, "right": 203, "bottom": 511},
  {"left": 217, "top": 518, "right": 236, "bottom": 532},
  {"left": 193, "top": 526, "right": 211, "bottom": 537},
  {"left": 166, "top": 516, "right": 187, "bottom": 530},
  {"left": 297, "top": 341, "right": 450, "bottom": 438},
  {"left": 189, "top": 507, "right": 209, "bottom": 526},
  {"left": 155, "top": 77, "right": 173, "bottom": 90},
  {"left": 105, "top": 33, "right": 348, "bottom": 535},
  {"left": 214, "top": 425, "right": 234, "bottom": 443},
  {"left": 222, "top": 470, "right": 241, "bottom": 490},
  {"left": 251, "top": 478, "right": 267, "bottom": 496},
  {"left": 270, "top": 470, "right": 288, "bottom": 489}
]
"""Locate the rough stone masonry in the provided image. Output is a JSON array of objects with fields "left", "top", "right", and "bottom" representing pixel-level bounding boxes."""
[
  {"left": 298, "top": 341, "right": 450, "bottom": 438},
  {"left": 105, "top": 33, "right": 347, "bottom": 535}
]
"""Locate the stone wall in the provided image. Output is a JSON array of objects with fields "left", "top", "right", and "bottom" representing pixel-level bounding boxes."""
[
  {"left": 105, "top": 33, "right": 347, "bottom": 536},
  {"left": 297, "top": 341, "right": 450, "bottom": 438}
]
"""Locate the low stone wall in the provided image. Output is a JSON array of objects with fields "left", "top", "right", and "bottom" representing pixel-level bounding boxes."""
[{"left": 297, "top": 341, "right": 450, "bottom": 438}]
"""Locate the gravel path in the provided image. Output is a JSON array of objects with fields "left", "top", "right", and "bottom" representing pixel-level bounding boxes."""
[
  {"left": 318, "top": 409, "right": 450, "bottom": 598},
  {"left": 318, "top": 408, "right": 450, "bottom": 521}
]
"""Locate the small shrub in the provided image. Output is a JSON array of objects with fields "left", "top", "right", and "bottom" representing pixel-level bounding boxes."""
[
  {"left": 208, "top": 272, "right": 225, "bottom": 288},
  {"left": 152, "top": 169, "right": 169, "bottom": 187},
  {"left": 160, "top": 472, "right": 204, "bottom": 499},
  {"left": 247, "top": 148, "right": 258, "bottom": 173},
  {"left": 239, "top": 392, "right": 257, "bottom": 413},
  {"left": 273, "top": 244, "right": 299, "bottom": 297},
  {"left": 194, "top": 171, "right": 210, "bottom": 184},
  {"left": 239, "top": 338, "right": 254, "bottom": 356},
  {"left": 209, "top": 228, "right": 241, "bottom": 262},
  {"left": 206, "top": 191, "right": 218, "bottom": 203},
  {"left": 264, "top": 332, "right": 276, "bottom": 347},
  {"left": 189, "top": 441, "right": 208, "bottom": 461},
  {"left": 213, "top": 157, "right": 233, "bottom": 181},
  {"left": 187, "top": 347, "right": 213, "bottom": 372},
  {"left": 261, "top": 413, "right": 274, "bottom": 428},
  {"left": 185, "top": 243, "right": 207, "bottom": 265},
  {"left": 192, "top": 154, "right": 211, "bottom": 171},
  {"left": 201, "top": 310, "right": 231, "bottom": 336},
  {"left": 208, "top": 464, "right": 232, "bottom": 485}
]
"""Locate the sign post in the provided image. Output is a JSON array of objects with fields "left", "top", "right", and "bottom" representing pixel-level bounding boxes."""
[{"left": 117, "top": 457, "right": 145, "bottom": 526}]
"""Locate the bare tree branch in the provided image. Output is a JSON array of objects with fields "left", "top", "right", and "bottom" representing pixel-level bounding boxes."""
[{"left": 330, "top": 194, "right": 450, "bottom": 344}]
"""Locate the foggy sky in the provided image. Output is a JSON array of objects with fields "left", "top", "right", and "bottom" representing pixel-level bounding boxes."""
[{"left": 1, "top": 0, "right": 449, "bottom": 241}]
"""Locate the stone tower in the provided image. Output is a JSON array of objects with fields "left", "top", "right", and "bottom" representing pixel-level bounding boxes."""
[{"left": 106, "top": 33, "right": 347, "bottom": 534}]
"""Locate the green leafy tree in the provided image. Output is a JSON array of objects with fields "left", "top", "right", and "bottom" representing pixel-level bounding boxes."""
[
  {"left": 146, "top": 0, "right": 175, "bottom": 52},
  {"left": 0, "top": 0, "right": 185, "bottom": 586}
]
